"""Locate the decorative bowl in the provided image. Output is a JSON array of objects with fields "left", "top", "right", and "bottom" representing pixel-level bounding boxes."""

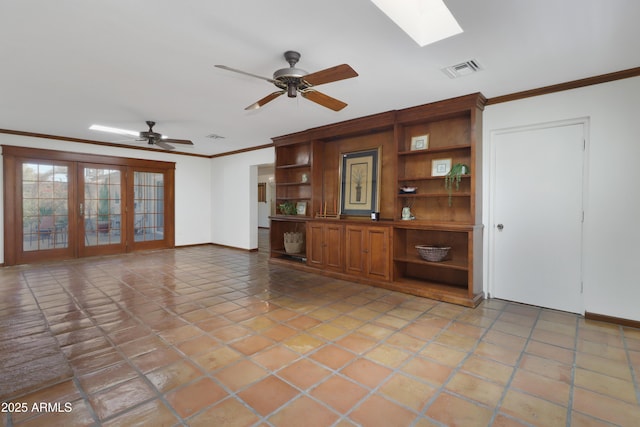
[{"left": 415, "top": 245, "right": 451, "bottom": 262}]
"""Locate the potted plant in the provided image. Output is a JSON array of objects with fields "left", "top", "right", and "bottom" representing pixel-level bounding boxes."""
[
  {"left": 278, "top": 200, "right": 297, "bottom": 215},
  {"left": 444, "top": 163, "right": 469, "bottom": 207}
]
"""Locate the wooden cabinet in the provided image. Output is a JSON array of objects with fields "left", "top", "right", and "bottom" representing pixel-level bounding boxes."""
[
  {"left": 345, "top": 224, "right": 391, "bottom": 281},
  {"left": 270, "top": 93, "right": 486, "bottom": 307},
  {"left": 307, "top": 221, "right": 343, "bottom": 272}
]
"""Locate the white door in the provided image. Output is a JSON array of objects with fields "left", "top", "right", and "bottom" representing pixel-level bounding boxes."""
[{"left": 491, "top": 121, "right": 585, "bottom": 313}]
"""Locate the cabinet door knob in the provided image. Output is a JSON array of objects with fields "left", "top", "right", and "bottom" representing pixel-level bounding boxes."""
[{"left": 497, "top": 224, "right": 504, "bottom": 230}]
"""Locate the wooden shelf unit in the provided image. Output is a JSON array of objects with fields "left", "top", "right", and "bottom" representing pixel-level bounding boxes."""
[{"left": 270, "top": 93, "right": 486, "bottom": 307}]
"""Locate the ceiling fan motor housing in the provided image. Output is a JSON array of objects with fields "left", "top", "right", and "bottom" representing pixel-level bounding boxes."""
[{"left": 273, "top": 51, "right": 309, "bottom": 97}]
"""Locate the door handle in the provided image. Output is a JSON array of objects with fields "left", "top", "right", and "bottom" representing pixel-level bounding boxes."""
[
  {"left": 497, "top": 224, "right": 504, "bottom": 230},
  {"left": 79, "top": 203, "right": 84, "bottom": 216}
]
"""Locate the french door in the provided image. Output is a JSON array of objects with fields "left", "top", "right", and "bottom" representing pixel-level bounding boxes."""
[{"left": 4, "top": 146, "right": 176, "bottom": 265}]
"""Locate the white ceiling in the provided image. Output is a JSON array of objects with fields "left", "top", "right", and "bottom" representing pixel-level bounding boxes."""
[{"left": 1, "top": 0, "right": 638, "bottom": 156}]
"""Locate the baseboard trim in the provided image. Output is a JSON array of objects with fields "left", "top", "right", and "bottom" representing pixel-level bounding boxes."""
[{"left": 584, "top": 312, "right": 640, "bottom": 329}]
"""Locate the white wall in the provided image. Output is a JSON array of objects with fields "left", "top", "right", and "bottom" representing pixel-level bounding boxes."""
[
  {"left": 483, "top": 76, "right": 640, "bottom": 321},
  {"left": 0, "top": 134, "right": 212, "bottom": 262},
  {"left": 210, "top": 147, "right": 274, "bottom": 250}
]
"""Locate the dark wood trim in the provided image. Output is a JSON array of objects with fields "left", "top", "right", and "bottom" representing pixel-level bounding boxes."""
[
  {"left": 2, "top": 145, "right": 175, "bottom": 169},
  {"left": 487, "top": 66, "right": 640, "bottom": 105},
  {"left": 585, "top": 312, "right": 640, "bottom": 330},
  {"left": 209, "top": 143, "right": 274, "bottom": 158},
  {"left": 0, "top": 129, "right": 211, "bottom": 158}
]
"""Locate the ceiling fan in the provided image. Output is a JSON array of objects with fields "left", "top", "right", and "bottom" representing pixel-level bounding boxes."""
[
  {"left": 215, "top": 50, "right": 358, "bottom": 111},
  {"left": 90, "top": 121, "right": 194, "bottom": 150}
]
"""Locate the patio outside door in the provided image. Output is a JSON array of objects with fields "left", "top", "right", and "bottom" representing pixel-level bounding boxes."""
[{"left": 78, "top": 164, "right": 126, "bottom": 257}]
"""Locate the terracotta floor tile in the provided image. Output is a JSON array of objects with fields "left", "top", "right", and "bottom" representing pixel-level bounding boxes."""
[
  {"left": 341, "top": 358, "right": 393, "bottom": 389},
  {"left": 268, "top": 395, "right": 339, "bottom": 427},
  {"left": 214, "top": 359, "right": 268, "bottom": 391},
  {"left": 237, "top": 376, "right": 299, "bottom": 416},
  {"left": 230, "top": 334, "right": 274, "bottom": 355},
  {"left": 401, "top": 357, "right": 453, "bottom": 386},
  {"left": 510, "top": 368, "right": 571, "bottom": 405},
  {"left": 434, "top": 331, "right": 478, "bottom": 351},
  {"left": 176, "top": 334, "right": 218, "bottom": 357},
  {"left": 500, "top": 389, "right": 567, "bottom": 426},
  {"left": 277, "top": 358, "right": 332, "bottom": 390},
  {"left": 131, "top": 346, "right": 182, "bottom": 373},
  {"left": 78, "top": 362, "right": 140, "bottom": 395},
  {"left": 188, "top": 397, "right": 260, "bottom": 427},
  {"left": 192, "top": 345, "right": 243, "bottom": 372},
  {"left": 13, "top": 398, "right": 95, "bottom": 427},
  {"left": 574, "top": 367, "right": 637, "bottom": 402},
  {"left": 3, "top": 243, "right": 640, "bottom": 427},
  {"left": 525, "top": 339, "right": 575, "bottom": 365},
  {"left": 419, "top": 342, "right": 468, "bottom": 367},
  {"left": 102, "top": 399, "right": 178, "bottom": 427},
  {"left": 473, "top": 341, "right": 521, "bottom": 366},
  {"left": 282, "top": 333, "right": 325, "bottom": 354},
  {"left": 461, "top": 355, "right": 514, "bottom": 385},
  {"left": 252, "top": 345, "right": 300, "bottom": 371},
  {"left": 365, "top": 344, "right": 410, "bottom": 368},
  {"left": 89, "top": 377, "right": 156, "bottom": 420},
  {"left": 426, "top": 392, "right": 494, "bottom": 427},
  {"left": 378, "top": 373, "right": 437, "bottom": 411},
  {"left": 518, "top": 354, "right": 572, "bottom": 383},
  {"left": 349, "top": 394, "right": 416, "bottom": 427},
  {"left": 165, "top": 377, "right": 228, "bottom": 418},
  {"left": 310, "top": 375, "right": 369, "bottom": 413},
  {"left": 286, "top": 315, "right": 322, "bottom": 330},
  {"left": 337, "top": 333, "right": 377, "bottom": 354},
  {"left": 263, "top": 324, "right": 298, "bottom": 342},
  {"left": 445, "top": 372, "right": 505, "bottom": 407},
  {"left": 146, "top": 359, "right": 203, "bottom": 393},
  {"left": 310, "top": 345, "right": 357, "bottom": 370}
]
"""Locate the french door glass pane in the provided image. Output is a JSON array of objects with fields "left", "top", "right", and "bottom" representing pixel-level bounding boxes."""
[
  {"left": 22, "top": 162, "right": 69, "bottom": 251},
  {"left": 84, "top": 168, "right": 121, "bottom": 246},
  {"left": 134, "top": 172, "right": 164, "bottom": 242}
]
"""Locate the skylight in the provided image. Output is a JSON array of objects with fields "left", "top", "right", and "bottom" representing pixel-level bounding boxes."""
[
  {"left": 89, "top": 124, "right": 140, "bottom": 137},
  {"left": 370, "top": 0, "right": 463, "bottom": 47}
]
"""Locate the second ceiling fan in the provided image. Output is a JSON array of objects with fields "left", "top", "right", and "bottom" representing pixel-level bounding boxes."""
[{"left": 215, "top": 51, "right": 358, "bottom": 111}]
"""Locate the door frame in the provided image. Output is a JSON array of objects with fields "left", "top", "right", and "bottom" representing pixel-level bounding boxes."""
[
  {"left": 3, "top": 145, "right": 176, "bottom": 265},
  {"left": 487, "top": 117, "right": 589, "bottom": 311}
]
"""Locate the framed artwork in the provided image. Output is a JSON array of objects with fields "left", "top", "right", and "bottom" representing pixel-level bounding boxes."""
[
  {"left": 432, "top": 158, "right": 452, "bottom": 176},
  {"left": 296, "top": 201, "right": 307, "bottom": 215},
  {"left": 339, "top": 147, "right": 381, "bottom": 216},
  {"left": 410, "top": 134, "right": 429, "bottom": 151}
]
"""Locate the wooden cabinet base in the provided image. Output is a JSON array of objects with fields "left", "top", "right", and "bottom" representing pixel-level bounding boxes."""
[{"left": 268, "top": 258, "right": 483, "bottom": 307}]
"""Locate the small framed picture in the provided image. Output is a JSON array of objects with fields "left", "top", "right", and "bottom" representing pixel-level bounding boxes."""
[
  {"left": 432, "top": 158, "right": 452, "bottom": 176},
  {"left": 296, "top": 201, "right": 307, "bottom": 215},
  {"left": 410, "top": 134, "right": 429, "bottom": 151}
]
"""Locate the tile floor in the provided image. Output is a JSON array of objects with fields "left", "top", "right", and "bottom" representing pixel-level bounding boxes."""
[{"left": 1, "top": 233, "right": 639, "bottom": 426}]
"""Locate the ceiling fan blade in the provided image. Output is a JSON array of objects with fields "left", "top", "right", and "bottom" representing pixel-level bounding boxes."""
[
  {"left": 303, "top": 64, "right": 358, "bottom": 87},
  {"left": 301, "top": 90, "right": 348, "bottom": 111},
  {"left": 215, "top": 65, "right": 275, "bottom": 83},
  {"left": 245, "top": 91, "right": 285, "bottom": 110},
  {"left": 162, "top": 138, "right": 193, "bottom": 145},
  {"left": 154, "top": 140, "right": 175, "bottom": 150}
]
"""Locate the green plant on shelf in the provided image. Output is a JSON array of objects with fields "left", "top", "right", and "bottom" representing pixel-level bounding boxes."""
[
  {"left": 279, "top": 200, "right": 297, "bottom": 215},
  {"left": 444, "top": 163, "right": 469, "bottom": 207}
]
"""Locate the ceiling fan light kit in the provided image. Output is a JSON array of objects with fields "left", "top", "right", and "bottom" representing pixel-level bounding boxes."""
[{"left": 215, "top": 50, "right": 358, "bottom": 111}]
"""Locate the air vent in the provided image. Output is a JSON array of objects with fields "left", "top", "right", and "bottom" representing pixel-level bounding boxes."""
[
  {"left": 442, "top": 59, "right": 482, "bottom": 79},
  {"left": 205, "top": 134, "right": 225, "bottom": 139}
]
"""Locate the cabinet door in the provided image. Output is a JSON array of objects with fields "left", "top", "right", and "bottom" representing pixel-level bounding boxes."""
[
  {"left": 307, "top": 223, "right": 325, "bottom": 267},
  {"left": 324, "top": 223, "right": 343, "bottom": 271},
  {"left": 366, "top": 226, "right": 390, "bottom": 281},
  {"left": 345, "top": 225, "right": 365, "bottom": 276}
]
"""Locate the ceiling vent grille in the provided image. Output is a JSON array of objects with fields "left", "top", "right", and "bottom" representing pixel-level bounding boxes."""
[
  {"left": 205, "top": 133, "right": 225, "bottom": 139},
  {"left": 442, "top": 59, "right": 482, "bottom": 78}
]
